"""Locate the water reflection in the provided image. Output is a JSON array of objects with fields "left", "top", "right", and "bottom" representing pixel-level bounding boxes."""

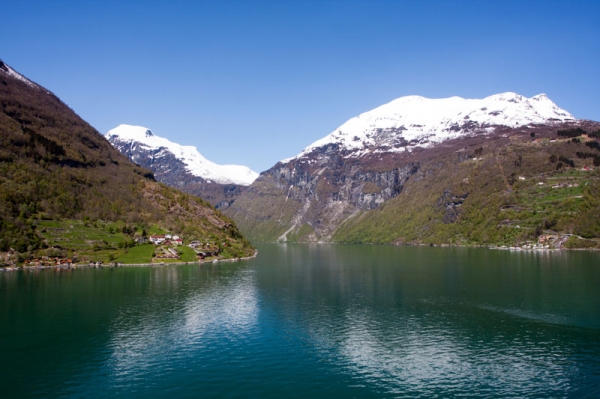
[
  {"left": 335, "top": 301, "right": 575, "bottom": 397},
  {"left": 105, "top": 265, "right": 258, "bottom": 388},
  {"left": 257, "top": 244, "right": 600, "bottom": 397},
  {"left": 2, "top": 245, "right": 599, "bottom": 398}
]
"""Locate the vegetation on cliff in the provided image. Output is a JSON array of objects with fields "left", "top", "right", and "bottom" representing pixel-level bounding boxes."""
[{"left": 333, "top": 127, "right": 600, "bottom": 248}]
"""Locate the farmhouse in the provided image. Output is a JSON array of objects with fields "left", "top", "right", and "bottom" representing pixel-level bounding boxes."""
[{"left": 149, "top": 235, "right": 166, "bottom": 245}]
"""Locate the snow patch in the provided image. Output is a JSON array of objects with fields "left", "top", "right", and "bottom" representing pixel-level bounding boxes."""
[{"left": 0, "top": 61, "right": 47, "bottom": 93}]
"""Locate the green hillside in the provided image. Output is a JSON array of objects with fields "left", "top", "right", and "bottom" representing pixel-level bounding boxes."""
[
  {"left": 0, "top": 61, "right": 253, "bottom": 264},
  {"left": 334, "top": 130, "right": 600, "bottom": 248}
]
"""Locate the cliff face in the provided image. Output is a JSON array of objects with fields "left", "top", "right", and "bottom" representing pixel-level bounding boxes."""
[
  {"left": 226, "top": 142, "right": 423, "bottom": 242},
  {"left": 270, "top": 149, "right": 420, "bottom": 211},
  {"left": 227, "top": 119, "right": 600, "bottom": 246}
]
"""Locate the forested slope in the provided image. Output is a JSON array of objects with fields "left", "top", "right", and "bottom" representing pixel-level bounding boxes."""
[{"left": 0, "top": 60, "right": 253, "bottom": 261}]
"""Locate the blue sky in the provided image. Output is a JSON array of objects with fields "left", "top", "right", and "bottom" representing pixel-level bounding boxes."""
[{"left": 2, "top": 0, "right": 599, "bottom": 172}]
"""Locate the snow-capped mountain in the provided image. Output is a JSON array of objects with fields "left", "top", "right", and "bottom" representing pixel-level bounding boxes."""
[
  {"left": 105, "top": 124, "right": 258, "bottom": 186},
  {"left": 285, "top": 92, "right": 575, "bottom": 162},
  {"left": 227, "top": 91, "right": 592, "bottom": 243}
]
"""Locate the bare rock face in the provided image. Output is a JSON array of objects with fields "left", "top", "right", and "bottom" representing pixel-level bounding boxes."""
[
  {"left": 437, "top": 189, "right": 469, "bottom": 224},
  {"left": 269, "top": 157, "right": 420, "bottom": 211},
  {"left": 226, "top": 143, "right": 421, "bottom": 242}
]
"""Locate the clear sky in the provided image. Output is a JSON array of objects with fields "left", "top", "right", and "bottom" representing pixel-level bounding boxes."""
[{"left": 2, "top": 0, "right": 599, "bottom": 173}]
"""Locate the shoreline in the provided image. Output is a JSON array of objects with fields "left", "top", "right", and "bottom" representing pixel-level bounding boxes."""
[
  {"left": 277, "top": 241, "right": 600, "bottom": 251},
  {"left": 0, "top": 250, "right": 259, "bottom": 273},
  {"left": 122, "top": 250, "right": 259, "bottom": 267},
  {"left": 3, "top": 241, "right": 599, "bottom": 272}
]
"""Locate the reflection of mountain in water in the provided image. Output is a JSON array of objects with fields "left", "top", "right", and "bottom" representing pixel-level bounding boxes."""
[
  {"left": 106, "top": 265, "right": 258, "bottom": 379},
  {"left": 254, "top": 244, "right": 596, "bottom": 397},
  {"left": 5, "top": 245, "right": 599, "bottom": 398}
]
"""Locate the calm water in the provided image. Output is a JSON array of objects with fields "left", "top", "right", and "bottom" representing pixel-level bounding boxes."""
[{"left": 1, "top": 244, "right": 599, "bottom": 398}]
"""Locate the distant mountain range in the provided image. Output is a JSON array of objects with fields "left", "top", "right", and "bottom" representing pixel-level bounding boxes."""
[
  {"left": 106, "top": 124, "right": 258, "bottom": 209},
  {"left": 106, "top": 124, "right": 258, "bottom": 185},
  {"left": 8, "top": 51, "right": 597, "bottom": 256}
]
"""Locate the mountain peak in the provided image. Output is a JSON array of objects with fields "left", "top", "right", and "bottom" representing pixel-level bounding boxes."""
[
  {"left": 106, "top": 124, "right": 259, "bottom": 186},
  {"left": 286, "top": 92, "right": 576, "bottom": 163},
  {"left": 486, "top": 92, "right": 524, "bottom": 101}
]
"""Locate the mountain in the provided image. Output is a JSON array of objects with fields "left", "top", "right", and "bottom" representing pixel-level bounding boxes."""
[
  {"left": 106, "top": 124, "right": 258, "bottom": 208},
  {"left": 226, "top": 93, "right": 600, "bottom": 247},
  {"left": 0, "top": 60, "right": 254, "bottom": 262},
  {"left": 106, "top": 124, "right": 258, "bottom": 186},
  {"left": 286, "top": 93, "right": 574, "bottom": 162}
]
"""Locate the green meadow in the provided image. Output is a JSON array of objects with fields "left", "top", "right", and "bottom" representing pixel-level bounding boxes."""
[{"left": 35, "top": 220, "right": 202, "bottom": 264}]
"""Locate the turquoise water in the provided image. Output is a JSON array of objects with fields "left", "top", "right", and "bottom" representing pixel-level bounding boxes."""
[{"left": 1, "top": 244, "right": 599, "bottom": 398}]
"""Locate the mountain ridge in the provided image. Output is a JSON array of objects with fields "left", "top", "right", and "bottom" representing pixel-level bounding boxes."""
[
  {"left": 0, "top": 60, "right": 49, "bottom": 93},
  {"left": 106, "top": 124, "right": 258, "bottom": 209},
  {"left": 283, "top": 92, "right": 575, "bottom": 163},
  {"left": 106, "top": 124, "right": 258, "bottom": 186}
]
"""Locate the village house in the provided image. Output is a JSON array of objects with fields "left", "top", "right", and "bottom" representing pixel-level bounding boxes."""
[{"left": 149, "top": 235, "right": 166, "bottom": 245}]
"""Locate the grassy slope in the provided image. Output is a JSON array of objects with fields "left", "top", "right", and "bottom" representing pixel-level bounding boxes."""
[
  {"left": 333, "top": 134, "right": 600, "bottom": 247},
  {"left": 115, "top": 244, "right": 154, "bottom": 264}
]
